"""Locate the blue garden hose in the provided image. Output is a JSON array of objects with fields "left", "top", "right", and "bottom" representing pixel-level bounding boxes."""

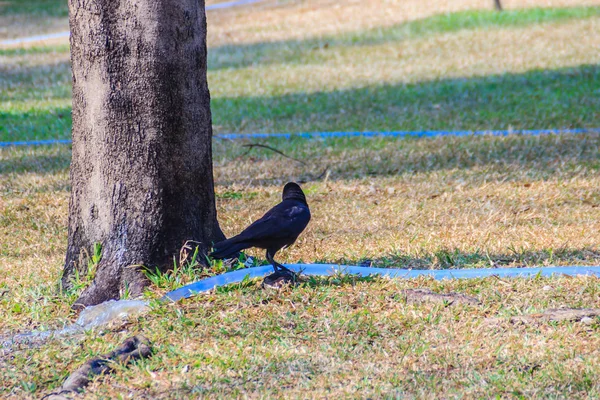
[{"left": 162, "top": 264, "right": 600, "bottom": 302}]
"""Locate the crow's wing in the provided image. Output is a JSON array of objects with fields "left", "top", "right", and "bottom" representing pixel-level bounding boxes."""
[{"left": 235, "top": 202, "right": 310, "bottom": 244}]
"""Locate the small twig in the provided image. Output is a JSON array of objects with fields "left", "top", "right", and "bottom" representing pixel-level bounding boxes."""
[
  {"left": 241, "top": 143, "right": 307, "bottom": 165},
  {"left": 314, "top": 166, "right": 329, "bottom": 180},
  {"left": 298, "top": 165, "right": 329, "bottom": 184},
  {"left": 219, "top": 138, "right": 348, "bottom": 183}
]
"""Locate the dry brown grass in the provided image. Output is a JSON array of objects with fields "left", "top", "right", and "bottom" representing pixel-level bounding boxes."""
[
  {"left": 2, "top": 133, "right": 599, "bottom": 311},
  {"left": 206, "top": 0, "right": 600, "bottom": 46},
  {"left": 3, "top": 272, "right": 599, "bottom": 398},
  {"left": 4, "top": 0, "right": 599, "bottom": 46},
  {"left": 212, "top": 134, "right": 600, "bottom": 267}
]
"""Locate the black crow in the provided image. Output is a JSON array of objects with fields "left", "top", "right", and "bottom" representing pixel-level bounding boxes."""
[{"left": 210, "top": 182, "right": 311, "bottom": 278}]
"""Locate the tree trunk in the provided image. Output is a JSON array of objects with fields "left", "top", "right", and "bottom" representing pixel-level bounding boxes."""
[
  {"left": 494, "top": 0, "right": 503, "bottom": 11},
  {"left": 63, "top": 0, "right": 224, "bottom": 307}
]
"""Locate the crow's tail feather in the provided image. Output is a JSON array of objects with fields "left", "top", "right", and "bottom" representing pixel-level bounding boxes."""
[{"left": 210, "top": 238, "right": 251, "bottom": 260}]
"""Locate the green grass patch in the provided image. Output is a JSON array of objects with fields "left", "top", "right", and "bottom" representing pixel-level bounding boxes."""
[
  {"left": 211, "top": 65, "right": 600, "bottom": 134},
  {"left": 0, "top": 104, "right": 71, "bottom": 142},
  {"left": 2, "top": 64, "right": 598, "bottom": 142},
  {"left": 213, "top": 132, "right": 600, "bottom": 178},
  {"left": 359, "top": 6, "right": 600, "bottom": 44}
]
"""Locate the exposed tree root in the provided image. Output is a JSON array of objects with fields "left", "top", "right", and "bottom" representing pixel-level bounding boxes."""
[{"left": 241, "top": 143, "right": 307, "bottom": 165}]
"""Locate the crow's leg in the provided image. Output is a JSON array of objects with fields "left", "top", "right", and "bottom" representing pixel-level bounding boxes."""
[
  {"left": 263, "top": 250, "right": 297, "bottom": 287},
  {"left": 266, "top": 249, "right": 293, "bottom": 274}
]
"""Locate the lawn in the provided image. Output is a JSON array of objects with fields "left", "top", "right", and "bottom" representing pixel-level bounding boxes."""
[{"left": 1, "top": 0, "right": 600, "bottom": 397}]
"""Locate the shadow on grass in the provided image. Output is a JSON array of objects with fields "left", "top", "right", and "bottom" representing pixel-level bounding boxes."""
[
  {"left": 3, "top": 44, "right": 599, "bottom": 143},
  {"left": 210, "top": 64, "right": 600, "bottom": 185},
  {"left": 1, "top": 60, "right": 72, "bottom": 143},
  {"left": 208, "top": 6, "right": 600, "bottom": 70},
  {"left": 0, "top": 60, "right": 71, "bottom": 87},
  {"left": 321, "top": 247, "right": 600, "bottom": 271}
]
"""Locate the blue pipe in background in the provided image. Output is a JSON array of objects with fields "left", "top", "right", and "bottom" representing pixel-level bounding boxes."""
[
  {"left": 162, "top": 264, "right": 600, "bottom": 302},
  {"left": 0, "top": 139, "right": 73, "bottom": 147},
  {"left": 217, "top": 128, "right": 600, "bottom": 141},
  {"left": 2, "top": 128, "right": 600, "bottom": 148}
]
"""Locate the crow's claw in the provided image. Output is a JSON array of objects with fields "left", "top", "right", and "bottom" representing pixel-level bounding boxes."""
[{"left": 262, "top": 269, "right": 297, "bottom": 288}]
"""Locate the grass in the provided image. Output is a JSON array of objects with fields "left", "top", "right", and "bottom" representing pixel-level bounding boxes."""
[
  {"left": 2, "top": 6, "right": 600, "bottom": 141},
  {"left": 1, "top": 0, "right": 600, "bottom": 397},
  {"left": 0, "top": 0, "right": 69, "bottom": 42},
  {"left": 0, "top": 0, "right": 68, "bottom": 17},
  {"left": 2, "top": 134, "right": 600, "bottom": 397},
  {"left": 211, "top": 65, "right": 600, "bottom": 135},
  {"left": 3, "top": 273, "right": 600, "bottom": 398}
]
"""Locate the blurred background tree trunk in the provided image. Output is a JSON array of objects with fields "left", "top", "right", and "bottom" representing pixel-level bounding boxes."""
[{"left": 63, "top": 0, "right": 224, "bottom": 307}]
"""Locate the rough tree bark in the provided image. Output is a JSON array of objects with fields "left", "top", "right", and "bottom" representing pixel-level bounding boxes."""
[{"left": 63, "top": 0, "right": 224, "bottom": 307}]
